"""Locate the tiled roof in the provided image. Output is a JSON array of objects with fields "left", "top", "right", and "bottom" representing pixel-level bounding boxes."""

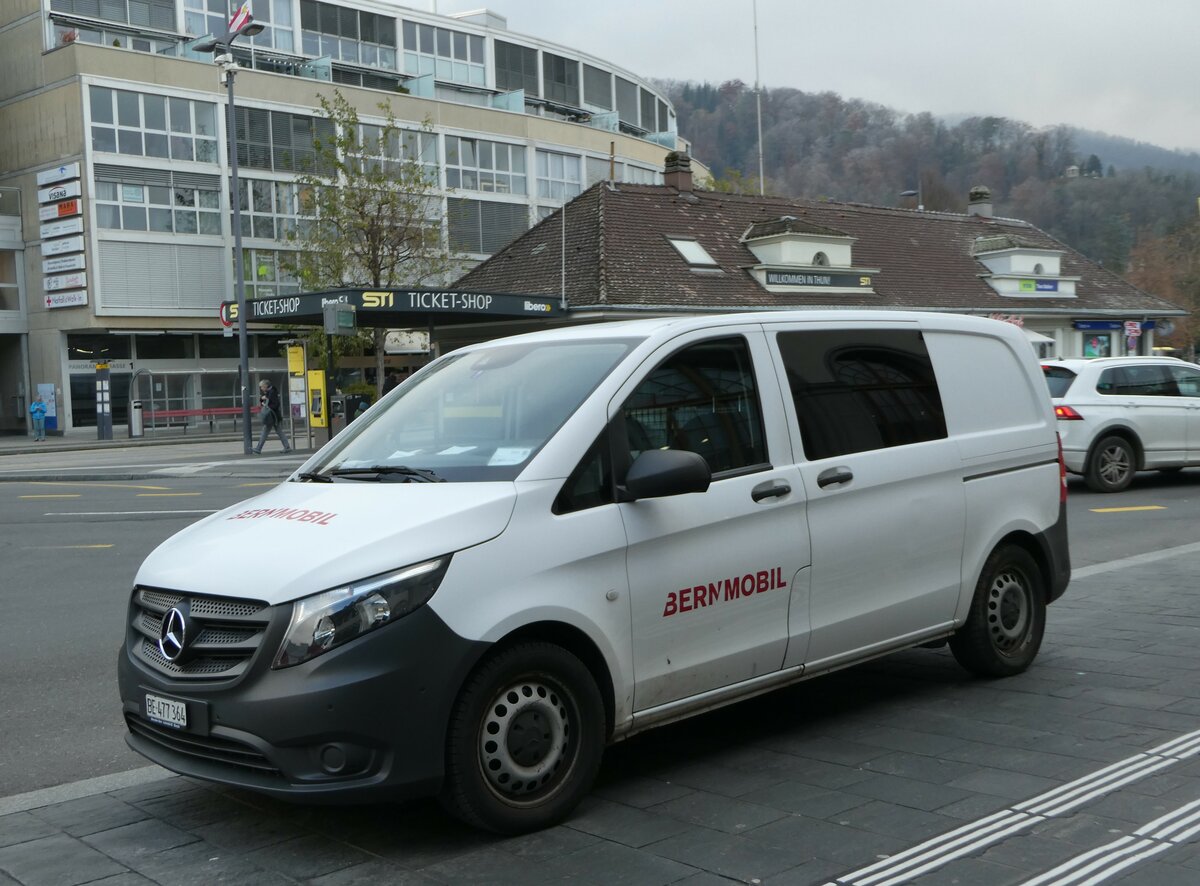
[{"left": 457, "top": 183, "right": 1185, "bottom": 317}]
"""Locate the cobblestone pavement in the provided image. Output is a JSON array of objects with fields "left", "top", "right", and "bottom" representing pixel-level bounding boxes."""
[{"left": 4, "top": 548, "right": 1200, "bottom": 885}]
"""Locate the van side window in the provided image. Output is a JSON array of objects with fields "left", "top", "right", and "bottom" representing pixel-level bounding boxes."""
[
  {"left": 622, "top": 336, "right": 768, "bottom": 475},
  {"left": 778, "top": 329, "right": 947, "bottom": 460},
  {"left": 554, "top": 433, "right": 614, "bottom": 514}
]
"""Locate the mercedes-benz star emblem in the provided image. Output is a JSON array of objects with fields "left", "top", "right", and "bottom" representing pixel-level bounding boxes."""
[{"left": 158, "top": 607, "right": 189, "bottom": 662}]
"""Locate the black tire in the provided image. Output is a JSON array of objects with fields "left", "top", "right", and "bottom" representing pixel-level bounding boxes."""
[
  {"left": 440, "top": 642, "right": 605, "bottom": 834},
  {"left": 950, "top": 545, "right": 1046, "bottom": 677},
  {"left": 1085, "top": 435, "right": 1136, "bottom": 492}
]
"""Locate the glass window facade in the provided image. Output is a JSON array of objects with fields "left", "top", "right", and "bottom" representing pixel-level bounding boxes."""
[
  {"left": 236, "top": 179, "right": 313, "bottom": 240},
  {"left": 234, "top": 107, "right": 335, "bottom": 173},
  {"left": 90, "top": 86, "right": 217, "bottom": 162},
  {"left": 446, "top": 137, "right": 526, "bottom": 195},
  {"left": 542, "top": 52, "right": 579, "bottom": 106},
  {"left": 401, "top": 20, "right": 484, "bottom": 84},
  {"left": 583, "top": 64, "right": 612, "bottom": 110},
  {"left": 0, "top": 250, "right": 19, "bottom": 311},
  {"left": 615, "top": 76, "right": 638, "bottom": 127},
  {"left": 535, "top": 150, "right": 582, "bottom": 201},
  {"left": 241, "top": 248, "right": 301, "bottom": 300},
  {"left": 300, "top": 0, "right": 396, "bottom": 69},
  {"left": 447, "top": 198, "right": 529, "bottom": 255},
  {"left": 95, "top": 174, "right": 221, "bottom": 235},
  {"left": 51, "top": 0, "right": 174, "bottom": 30},
  {"left": 494, "top": 40, "right": 538, "bottom": 96}
]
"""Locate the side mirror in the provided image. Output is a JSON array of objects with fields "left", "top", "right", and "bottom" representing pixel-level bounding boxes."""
[{"left": 622, "top": 449, "right": 711, "bottom": 501}]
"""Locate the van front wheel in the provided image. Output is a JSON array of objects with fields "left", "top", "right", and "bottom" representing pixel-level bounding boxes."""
[
  {"left": 950, "top": 545, "right": 1045, "bottom": 677},
  {"left": 440, "top": 642, "right": 605, "bottom": 834}
]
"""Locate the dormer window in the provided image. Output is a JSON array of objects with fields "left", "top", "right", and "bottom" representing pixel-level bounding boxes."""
[
  {"left": 741, "top": 216, "right": 878, "bottom": 294},
  {"left": 668, "top": 237, "right": 717, "bottom": 266},
  {"left": 813, "top": 251, "right": 830, "bottom": 267},
  {"left": 973, "top": 235, "right": 1076, "bottom": 298}
]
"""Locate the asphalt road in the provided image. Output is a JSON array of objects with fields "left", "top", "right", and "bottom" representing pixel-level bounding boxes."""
[{"left": 0, "top": 466, "right": 1197, "bottom": 798}]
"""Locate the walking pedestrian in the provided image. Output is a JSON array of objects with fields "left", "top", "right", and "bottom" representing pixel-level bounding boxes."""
[
  {"left": 29, "top": 393, "right": 47, "bottom": 441},
  {"left": 253, "top": 379, "right": 291, "bottom": 454}
]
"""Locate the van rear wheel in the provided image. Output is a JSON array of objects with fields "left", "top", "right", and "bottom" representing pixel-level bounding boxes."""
[
  {"left": 440, "top": 642, "right": 605, "bottom": 834},
  {"left": 1086, "top": 435, "right": 1136, "bottom": 492},
  {"left": 950, "top": 545, "right": 1045, "bottom": 677}
]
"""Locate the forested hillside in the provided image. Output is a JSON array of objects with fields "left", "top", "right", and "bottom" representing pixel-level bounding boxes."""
[
  {"left": 664, "top": 80, "right": 1200, "bottom": 266},
  {"left": 662, "top": 79, "right": 1200, "bottom": 346}
]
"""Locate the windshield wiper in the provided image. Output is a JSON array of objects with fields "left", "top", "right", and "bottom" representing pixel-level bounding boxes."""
[
  {"left": 295, "top": 471, "right": 332, "bottom": 483},
  {"left": 328, "top": 465, "right": 444, "bottom": 483}
]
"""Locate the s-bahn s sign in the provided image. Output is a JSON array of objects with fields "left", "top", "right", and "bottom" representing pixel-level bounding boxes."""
[{"left": 219, "top": 289, "right": 563, "bottom": 326}]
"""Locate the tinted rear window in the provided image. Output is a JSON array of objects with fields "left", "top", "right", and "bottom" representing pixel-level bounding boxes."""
[{"left": 1042, "top": 365, "right": 1076, "bottom": 398}]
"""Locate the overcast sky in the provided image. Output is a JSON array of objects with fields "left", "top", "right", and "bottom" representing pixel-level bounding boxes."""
[{"left": 431, "top": 0, "right": 1200, "bottom": 154}]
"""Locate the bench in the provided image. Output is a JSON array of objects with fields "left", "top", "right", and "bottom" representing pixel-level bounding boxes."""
[{"left": 142, "top": 406, "right": 263, "bottom": 433}]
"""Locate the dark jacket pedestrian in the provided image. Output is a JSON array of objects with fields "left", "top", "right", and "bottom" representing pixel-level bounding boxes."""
[
  {"left": 382, "top": 372, "right": 400, "bottom": 395},
  {"left": 254, "top": 379, "right": 291, "bottom": 454}
]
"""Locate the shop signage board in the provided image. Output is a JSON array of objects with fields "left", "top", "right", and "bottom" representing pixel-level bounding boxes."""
[
  {"left": 45, "top": 271, "right": 87, "bottom": 291},
  {"left": 42, "top": 253, "right": 86, "bottom": 275},
  {"left": 37, "top": 180, "right": 82, "bottom": 204},
  {"left": 38, "top": 199, "right": 81, "bottom": 222},
  {"left": 40, "top": 217, "right": 83, "bottom": 239},
  {"left": 46, "top": 290, "right": 89, "bottom": 309},
  {"left": 41, "top": 235, "right": 84, "bottom": 256},
  {"left": 36, "top": 162, "right": 80, "bottom": 187}
]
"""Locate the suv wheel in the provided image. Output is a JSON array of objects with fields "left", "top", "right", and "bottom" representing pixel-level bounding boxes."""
[{"left": 1086, "top": 435, "right": 1136, "bottom": 492}]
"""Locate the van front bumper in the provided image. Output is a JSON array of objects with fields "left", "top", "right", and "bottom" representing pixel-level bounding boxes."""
[{"left": 118, "top": 604, "right": 488, "bottom": 803}]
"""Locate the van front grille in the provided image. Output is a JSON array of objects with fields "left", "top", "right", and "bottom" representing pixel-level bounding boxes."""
[{"left": 127, "top": 586, "right": 273, "bottom": 681}]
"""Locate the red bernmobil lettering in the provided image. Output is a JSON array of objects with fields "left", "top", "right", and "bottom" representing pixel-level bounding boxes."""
[
  {"left": 662, "top": 567, "right": 787, "bottom": 617},
  {"left": 226, "top": 506, "right": 337, "bottom": 525}
]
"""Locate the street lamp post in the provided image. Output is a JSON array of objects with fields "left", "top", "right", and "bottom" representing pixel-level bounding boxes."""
[{"left": 195, "top": 12, "right": 264, "bottom": 455}]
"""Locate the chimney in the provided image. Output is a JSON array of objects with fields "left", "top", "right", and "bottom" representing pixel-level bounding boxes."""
[
  {"left": 663, "top": 151, "right": 693, "bottom": 193},
  {"left": 967, "top": 185, "right": 993, "bottom": 219}
]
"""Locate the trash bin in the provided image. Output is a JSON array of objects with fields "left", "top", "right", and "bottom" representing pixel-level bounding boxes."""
[{"left": 129, "top": 400, "right": 144, "bottom": 438}]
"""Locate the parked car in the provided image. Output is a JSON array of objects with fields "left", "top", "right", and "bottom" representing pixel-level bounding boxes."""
[
  {"left": 1042, "top": 355, "right": 1200, "bottom": 492},
  {"left": 119, "top": 312, "right": 1069, "bottom": 834}
]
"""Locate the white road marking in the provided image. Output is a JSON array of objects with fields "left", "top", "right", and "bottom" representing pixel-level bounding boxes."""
[
  {"left": 45, "top": 510, "right": 218, "bottom": 516},
  {"left": 1072, "top": 539, "right": 1200, "bottom": 579},
  {"left": 825, "top": 726, "right": 1200, "bottom": 885},
  {"left": 1019, "top": 797, "right": 1200, "bottom": 886}
]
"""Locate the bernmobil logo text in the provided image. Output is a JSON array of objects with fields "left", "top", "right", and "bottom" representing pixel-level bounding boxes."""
[{"left": 662, "top": 567, "right": 787, "bottom": 617}]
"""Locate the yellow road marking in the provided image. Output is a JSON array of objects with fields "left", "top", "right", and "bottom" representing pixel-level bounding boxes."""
[
  {"left": 32, "top": 481, "right": 171, "bottom": 490},
  {"left": 39, "top": 544, "right": 115, "bottom": 549},
  {"left": 136, "top": 492, "right": 202, "bottom": 497},
  {"left": 1090, "top": 505, "right": 1167, "bottom": 513},
  {"left": 20, "top": 494, "right": 82, "bottom": 499}
]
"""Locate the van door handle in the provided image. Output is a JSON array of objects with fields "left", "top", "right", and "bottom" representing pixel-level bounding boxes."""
[
  {"left": 751, "top": 480, "right": 791, "bottom": 502},
  {"left": 817, "top": 466, "right": 854, "bottom": 488}
]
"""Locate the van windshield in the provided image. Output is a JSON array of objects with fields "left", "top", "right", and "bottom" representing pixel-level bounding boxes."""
[{"left": 308, "top": 339, "right": 636, "bottom": 481}]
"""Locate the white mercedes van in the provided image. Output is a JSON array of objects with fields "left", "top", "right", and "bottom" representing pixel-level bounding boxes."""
[{"left": 118, "top": 311, "right": 1069, "bottom": 833}]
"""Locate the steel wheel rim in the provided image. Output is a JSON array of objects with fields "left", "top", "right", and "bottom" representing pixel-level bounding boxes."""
[
  {"left": 987, "top": 569, "right": 1031, "bottom": 654},
  {"left": 1098, "top": 444, "right": 1131, "bottom": 486},
  {"left": 479, "top": 678, "right": 573, "bottom": 805}
]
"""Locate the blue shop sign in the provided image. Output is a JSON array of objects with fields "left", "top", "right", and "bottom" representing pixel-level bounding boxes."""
[{"left": 1073, "top": 320, "right": 1156, "bottom": 331}]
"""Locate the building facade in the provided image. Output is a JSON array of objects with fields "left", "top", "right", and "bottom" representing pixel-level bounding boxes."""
[{"left": 0, "top": 1, "right": 689, "bottom": 433}]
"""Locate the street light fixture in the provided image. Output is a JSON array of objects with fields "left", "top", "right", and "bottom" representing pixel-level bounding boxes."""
[{"left": 194, "top": 10, "right": 265, "bottom": 455}]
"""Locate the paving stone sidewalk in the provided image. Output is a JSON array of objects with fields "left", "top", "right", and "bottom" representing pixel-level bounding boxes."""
[{"left": 4, "top": 553, "right": 1200, "bottom": 885}]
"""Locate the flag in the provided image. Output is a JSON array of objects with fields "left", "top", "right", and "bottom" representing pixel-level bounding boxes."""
[{"left": 228, "top": 3, "right": 252, "bottom": 35}]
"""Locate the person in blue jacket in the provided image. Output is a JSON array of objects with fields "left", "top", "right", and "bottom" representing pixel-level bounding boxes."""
[{"left": 29, "top": 394, "right": 47, "bottom": 441}]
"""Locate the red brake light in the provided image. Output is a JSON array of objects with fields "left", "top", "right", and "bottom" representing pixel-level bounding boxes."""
[
  {"left": 1057, "top": 433, "right": 1068, "bottom": 502},
  {"left": 1055, "top": 405, "right": 1083, "bottom": 420}
]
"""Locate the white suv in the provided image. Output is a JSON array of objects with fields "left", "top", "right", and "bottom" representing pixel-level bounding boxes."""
[{"left": 1043, "top": 356, "right": 1200, "bottom": 492}]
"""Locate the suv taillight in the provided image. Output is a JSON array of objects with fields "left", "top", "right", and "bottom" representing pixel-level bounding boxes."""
[
  {"left": 1055, "top": 405, "right": 1084, "bottom": 420},
  {"left": 1057, "top": 433, "right": 1068, "bottom": 503}
]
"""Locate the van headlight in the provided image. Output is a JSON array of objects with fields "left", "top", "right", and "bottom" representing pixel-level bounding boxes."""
[{"left": 273, "top": 556, "right": 450, "bottom": 668}]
